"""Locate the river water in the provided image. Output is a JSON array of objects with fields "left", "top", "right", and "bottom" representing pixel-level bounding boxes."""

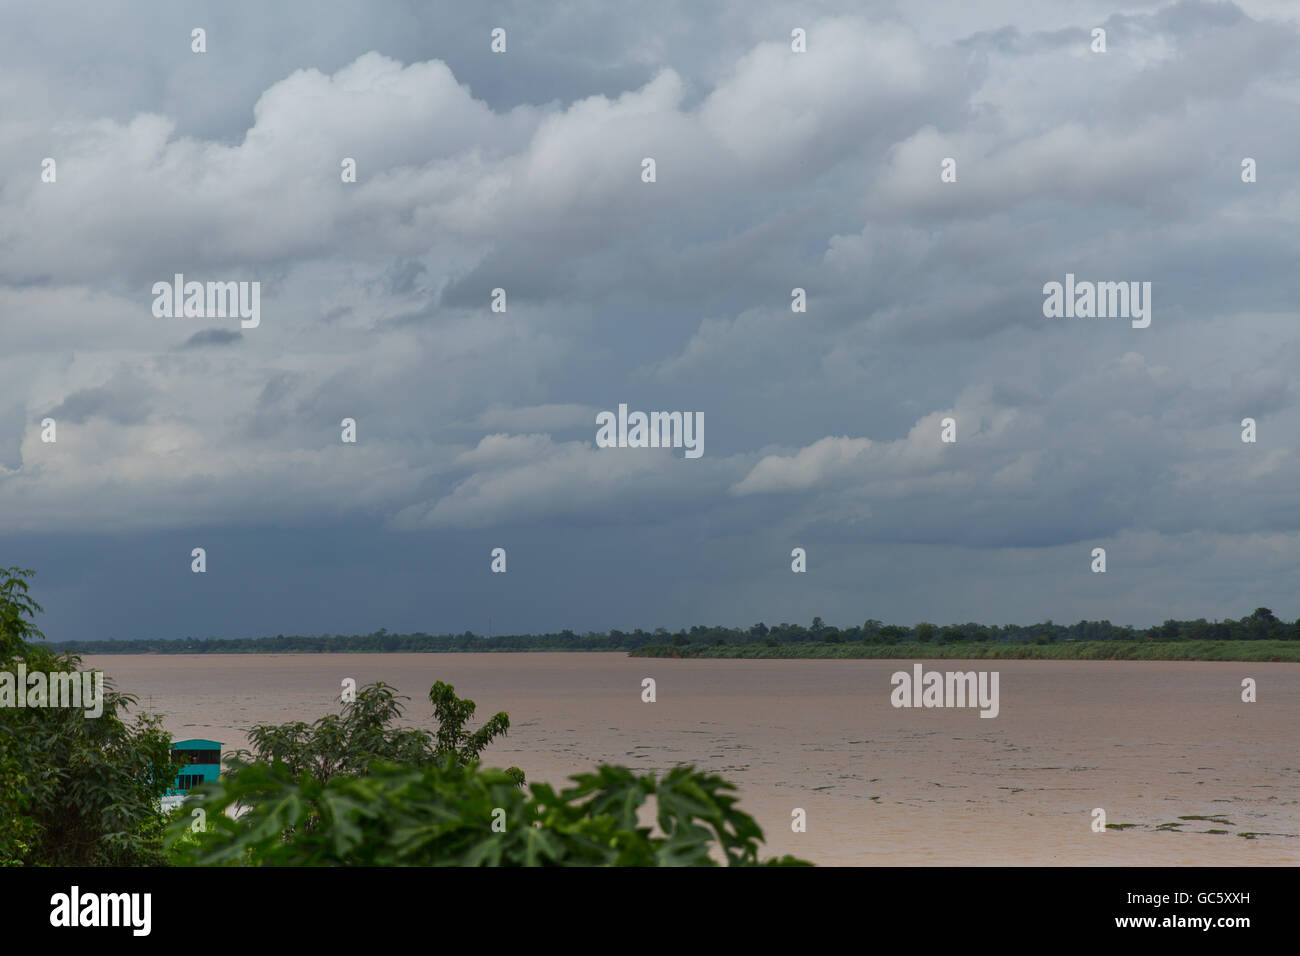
[{"left": 83, "top": 652, "right": 1299, "bottom": 865}]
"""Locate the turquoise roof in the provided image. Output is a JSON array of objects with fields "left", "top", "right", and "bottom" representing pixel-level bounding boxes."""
[{"left": 173, "top": 738, "right": 223, "bottom": 749}]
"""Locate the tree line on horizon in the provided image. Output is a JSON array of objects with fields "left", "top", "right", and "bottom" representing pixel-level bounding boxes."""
[{"left": 51, "top": 607, "right": 1299, "bottom": 653}]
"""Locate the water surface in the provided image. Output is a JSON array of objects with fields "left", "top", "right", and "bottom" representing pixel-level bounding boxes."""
[{"left": 84, "top": 652, "right": 1299, "bottom": 865}]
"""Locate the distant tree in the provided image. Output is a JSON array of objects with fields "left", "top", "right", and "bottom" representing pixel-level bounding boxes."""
[
  {"left": 1157, "top": 619, "right": 1181, "bottom": 642},
  {"left": 811, "top": 616, "right": 825, "bottom": 635},
  {"left": 878, "top": 625, "right": 910, "bottom": 644},
  {"left": 1248, "top": 608, "right": 1280, "bottom": 640},
  {"left": 914, "top": 622, "right": 935, "bottom": 644}
]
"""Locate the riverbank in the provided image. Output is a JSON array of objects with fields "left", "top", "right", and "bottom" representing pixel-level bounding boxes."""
[{"left": 629, "top": 640, "right": 1300, "bottom": 661}]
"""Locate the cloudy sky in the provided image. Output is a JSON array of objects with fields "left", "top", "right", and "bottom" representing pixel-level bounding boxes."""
[{"left": 3, "top": 0, "right": 1299, "bottom": 641}]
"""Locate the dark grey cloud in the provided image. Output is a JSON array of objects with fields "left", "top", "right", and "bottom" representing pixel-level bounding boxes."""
[
  {"left": 182, "top": 328, "right": 243, "bottom": 348},
  {"left": 43, "top": 373, "right": 154, "bottom": 425}
]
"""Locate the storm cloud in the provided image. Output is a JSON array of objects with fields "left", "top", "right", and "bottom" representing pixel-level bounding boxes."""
[{"left": 2, "top": 0, "right": 1298, "bottom": 640}]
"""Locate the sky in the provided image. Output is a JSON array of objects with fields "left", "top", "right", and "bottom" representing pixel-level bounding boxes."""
[{"left": 2, "top": 0, "right": 1299, "bottom": 641}]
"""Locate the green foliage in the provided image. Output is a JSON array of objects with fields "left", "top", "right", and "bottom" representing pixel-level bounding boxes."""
[
  {"left": 231, "top": 679, "right": 521, "bottom": 786},
  {"left": 0, "top": 729, "right": 35, "bottom": 865},
  {"left": 877, "top": 625, "right": 911, "bottom": 643},
  {"left": 168, "top": 758, "right": 810, "bottom": 867},
  {"left": 171, "top": 675, "right": 801, "bottom": 866},
  {"left": 0, "top": 566, "right": 45, "bottom": 658},
  {"left": 428, "top": 680, "right": 510, "bottom": 764},
  {"left": 0, "top": 567, "right": 177, "bottom": 865}
]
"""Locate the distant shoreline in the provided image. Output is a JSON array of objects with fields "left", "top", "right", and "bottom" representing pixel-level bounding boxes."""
[
  {"left": 48, "top": 611, "right": 1300, "bottom": 658},
  {"left": 629, "top": 641, "right": 1300, "bottom": 662},
  {"left": 61, "top": 639, "right": 1300, "bottom": 662}
]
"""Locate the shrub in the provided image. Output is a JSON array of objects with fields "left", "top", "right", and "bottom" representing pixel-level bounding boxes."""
[
  {"left": 169, "top": 759, "right": 810, "bottom": 867},
  {"left": 231, "top": 679, "right": 522, "bottom": 785},
  {"left": 0, "top": 567, "right": 177, "bottom": 865}
]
